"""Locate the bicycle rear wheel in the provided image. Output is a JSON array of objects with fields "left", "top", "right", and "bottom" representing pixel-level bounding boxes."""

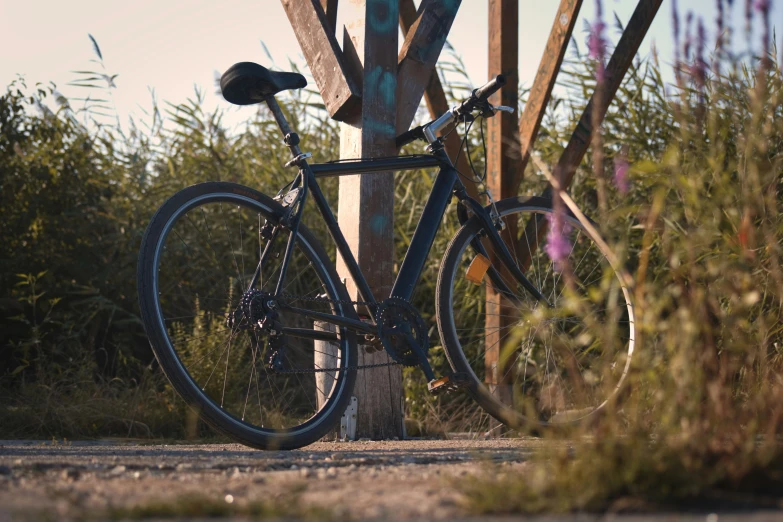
[
  {"left": 137, "top": 182, "right": 357, "bottom": 450},
  {"left": 436, "top": 196, "right": 634, "bottom": 429}
]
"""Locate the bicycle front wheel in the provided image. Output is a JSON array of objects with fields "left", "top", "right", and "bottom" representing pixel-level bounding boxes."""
[
  {"left": 436, "top": 196, "right": 634, "bottom": 429},
  {"left": 137, "top": 182, "right": 357, "bottom": 450}
]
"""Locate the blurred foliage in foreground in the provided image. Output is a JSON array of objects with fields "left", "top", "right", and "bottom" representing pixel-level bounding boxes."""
[{"left": 460, "top": 6, "right": 783, "bottom": 513}]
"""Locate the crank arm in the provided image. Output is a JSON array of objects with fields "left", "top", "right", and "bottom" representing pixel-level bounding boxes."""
[{"left": 403, "top": 332, "right": 435, "bottom": 381}]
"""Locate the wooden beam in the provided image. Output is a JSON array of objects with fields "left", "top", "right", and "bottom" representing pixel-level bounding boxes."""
[
  {"left": 398, "top": 0, "right": 475, "bottom": 197},
  {"left": 552, "top": 0, "right": 662, "bottom": 191},
  {"left": 485, "top": 0, "right": 519, "bottom": 406},
  {"left": 280, "top": 0, "right": 361, "bottom": 122},
  {"left": 518, "top": 0, "right": 663, "bottom": 266},
  {"left": 395, "top": 0, "right": 461, "bottom": 133},
  {"left": 335, "top": 0, "right": 403, "bottom": 440},
  {"left": 320, "top": 0, "right": 338, "bottom": 34},
  {"left": 514, "top": 0, "right": 582, "bottom": 186}
]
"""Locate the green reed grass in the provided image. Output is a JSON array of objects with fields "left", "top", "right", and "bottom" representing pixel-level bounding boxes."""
[{"left": 460, "top": 8, "right": 783, "bottom": 513}]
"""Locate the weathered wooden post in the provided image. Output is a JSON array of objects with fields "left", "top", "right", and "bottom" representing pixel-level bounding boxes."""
[
  {"left": 282, "top": 0, "right": 459, "bottom": 439},
  {"left": 484, "top": 0, "right": 521, "bottom": 407}
]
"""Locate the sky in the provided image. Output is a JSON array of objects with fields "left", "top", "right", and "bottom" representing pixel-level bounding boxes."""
[{"left": 1, "top": 0, "right": 780, "bottom": 130}]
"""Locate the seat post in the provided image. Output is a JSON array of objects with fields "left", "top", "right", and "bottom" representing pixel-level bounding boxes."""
[{"left": 264, "top": 96, "right": 302, "bottom": 158}]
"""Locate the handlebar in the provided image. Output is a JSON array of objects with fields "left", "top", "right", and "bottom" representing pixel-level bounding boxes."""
[
  {"left": 395, "top": 74, "right": 509, "bottom": 148},
  {"left": 454, "top": 74, "right": 507, "bottom": 118},
  {"left": 473, "top": 74, "right": 507, "bottom": 103}
]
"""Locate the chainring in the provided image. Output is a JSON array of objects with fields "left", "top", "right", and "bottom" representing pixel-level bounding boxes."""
[{"left": 376, "top": 298, "right": 429, "bottom": 367}]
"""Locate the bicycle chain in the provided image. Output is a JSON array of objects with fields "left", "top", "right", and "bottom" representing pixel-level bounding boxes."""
[{"left": 271, "top": 292, "right": 402, "bottom": 374}]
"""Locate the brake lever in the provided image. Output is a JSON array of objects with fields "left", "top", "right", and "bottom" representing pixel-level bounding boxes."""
[{"left": 494, "top": 105, "right": 515, "bottom": 113}]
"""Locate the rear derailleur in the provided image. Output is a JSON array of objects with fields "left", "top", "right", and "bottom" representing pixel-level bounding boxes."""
[{"left": 226, "top": 289, "right": 290, "bottom": 372}]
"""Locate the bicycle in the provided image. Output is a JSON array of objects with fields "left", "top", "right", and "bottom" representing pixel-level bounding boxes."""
[{"left": 137, "top": 62, "right": 635, "bottom": 450}]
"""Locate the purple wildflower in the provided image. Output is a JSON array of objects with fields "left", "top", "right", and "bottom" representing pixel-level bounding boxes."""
[
  {"left": 588, "top": 0, "right": 607, "bottom": 83},
  {"left": 684, "top": 12, "right": 694, "bottom": 61},
  {"left": 755, "top": 0, "right": 771, "bottom": 67},
  {"left": 673, "top": 0, "right": 683, "bottom": 86},
  {"left": 613, "top": 148, "right": 630, "bottom": 195},
  {"left": 689, "top": 19, "right": 708, "bottom": 91},
  {"left": 546, "top": 209, "right": 571, "bottom": 272}
]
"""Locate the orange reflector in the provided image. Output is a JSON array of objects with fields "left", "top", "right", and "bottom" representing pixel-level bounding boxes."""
[{"left": 465, "top": 254, "right": 491, "bottom": 285}]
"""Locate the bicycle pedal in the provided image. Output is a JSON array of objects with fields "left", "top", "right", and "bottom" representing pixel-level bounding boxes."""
[{"left": 428, "top": 372, "right": 471, "bottom": 395}]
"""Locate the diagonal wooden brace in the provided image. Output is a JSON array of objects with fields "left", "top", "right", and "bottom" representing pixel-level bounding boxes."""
[
  {"left": 280, "top": 0, "right": 362, "bottom": 122},
  {"left": 516, "top": 0, "right": 663, "bottom": 269},
  {"left": 396, "top": 0, "right": 461, "bottom": 134},
  {"left": 514, "top": 0, "right": 583, "bottom": 187}
]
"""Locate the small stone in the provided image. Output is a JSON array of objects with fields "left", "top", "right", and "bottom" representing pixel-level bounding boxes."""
[
  {"left": 0, "top": 466, "right": 11, "bottom": 476},
  {"left": 347, "top": 464, "right": 357, "bottom": 471},
  {"left": 253, "top": 476, "right": 266, "bottom": 484},
  {"left": 60, "top": 468, "right": 80, "bottom": 481},
  {"left": 439, "top": 498, "right": 457, "bottom": 507},
  {"left": 289, "top": 465, "right": 298, "bottom": 470},
  {"left": 109, "top": 465, "right": 126, "bottom": 476},
  {"left": 300, "top": 468, "right": 314, "bottom": 478},
  {"left": 13, "top": 459, "right": 22, "bottom": 466},
  {"left": 133, "top": 471, "right": 141, "bottom": 479},
  {"left": 330, "top": 453, "right": 344, "bottom": 461}
]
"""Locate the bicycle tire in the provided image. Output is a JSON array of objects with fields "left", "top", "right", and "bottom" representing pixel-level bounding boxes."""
[
  {"left": 436, "top": 196, "right": 634, "bottom": 429},
  {"left": 137, "top": 182, "right": 357, "bottom": 450}
]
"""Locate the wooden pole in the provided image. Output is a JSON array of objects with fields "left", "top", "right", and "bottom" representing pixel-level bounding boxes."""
[
  {"left": 335, "top": 0, "right": 404, "bottom": 440},
  {"left": 485, "top": 0, "right": 520, "bottom": 408},
  {"left": 285, "top": 0, "right": 459, "bottom": 439}
]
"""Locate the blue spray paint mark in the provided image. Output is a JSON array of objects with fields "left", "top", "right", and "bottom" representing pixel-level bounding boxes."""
[
  {"left": 367, "top": 0, "right": 397, "bottom": 34},
  {"left": 370, "top": 214, "right": 388, "bottom": 235}
]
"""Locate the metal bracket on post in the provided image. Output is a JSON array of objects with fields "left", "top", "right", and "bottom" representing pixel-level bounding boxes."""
[{"left": 339, "top": 396, "right": 358, "bottom": 441}]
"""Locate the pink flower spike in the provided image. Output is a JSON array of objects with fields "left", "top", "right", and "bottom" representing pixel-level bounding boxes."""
[
  {"left": 614, "top": 154, "right": 630, "bottom": 195},
  {"left": 588, "top": 0, "right": 607, "bottom": 84},
  {"left": 545, "top": 212, "right": 572, "bottom": 272}
]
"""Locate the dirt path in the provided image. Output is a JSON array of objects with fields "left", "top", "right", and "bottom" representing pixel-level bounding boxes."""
[{"left": 1, "top": 439, "right": 782, "bottom": 521}]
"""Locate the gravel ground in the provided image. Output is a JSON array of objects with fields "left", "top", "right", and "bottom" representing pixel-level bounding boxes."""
[{"left": 0, "top": 439, "right": 781, "bottom": 521}]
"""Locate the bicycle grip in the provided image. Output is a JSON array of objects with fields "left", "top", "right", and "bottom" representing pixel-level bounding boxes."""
[{"left": 473, "top": 74, "right": 507, "bottom": 101}]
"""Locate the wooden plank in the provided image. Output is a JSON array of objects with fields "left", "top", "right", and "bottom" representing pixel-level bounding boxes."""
[
  {"left": 280, "top": 0, "right": 361, "bottom": 121},
  {"left": 335, "top": 0, "right": 403, "bottom": 440},
  {"left": 395, "top": 0, "right": 461, "bottom": 133},
  {"left": 398, "top": 0, "right": 475, "bottom": 198},
  {"left": 517, "top": 0, "right": 663, "bottom": 266},
  {"left": 485, "top": 0, "right": 519, "bottom": 403},
  {"left": 320, "top": 0, "right": 338, "bottom": 33},
  {"left": 514, "top": 0, "right": 582, "bottom": 186}
]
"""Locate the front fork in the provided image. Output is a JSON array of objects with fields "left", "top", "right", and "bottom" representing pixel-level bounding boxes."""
[{"left": 455, "top": 187, "right": 551, "bottom": 307}]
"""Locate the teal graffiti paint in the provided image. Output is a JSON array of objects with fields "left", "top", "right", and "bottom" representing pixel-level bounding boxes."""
[
  {"left": 370, "top": 214, "right": 388, "bottom": 235},
  {"left": 367, "top": 0, "right": 397, "bottom": 34}
]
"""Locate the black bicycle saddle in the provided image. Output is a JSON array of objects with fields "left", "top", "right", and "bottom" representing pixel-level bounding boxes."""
[{"left": 220, "top": 62, "right": 307, "bottom": 105}]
